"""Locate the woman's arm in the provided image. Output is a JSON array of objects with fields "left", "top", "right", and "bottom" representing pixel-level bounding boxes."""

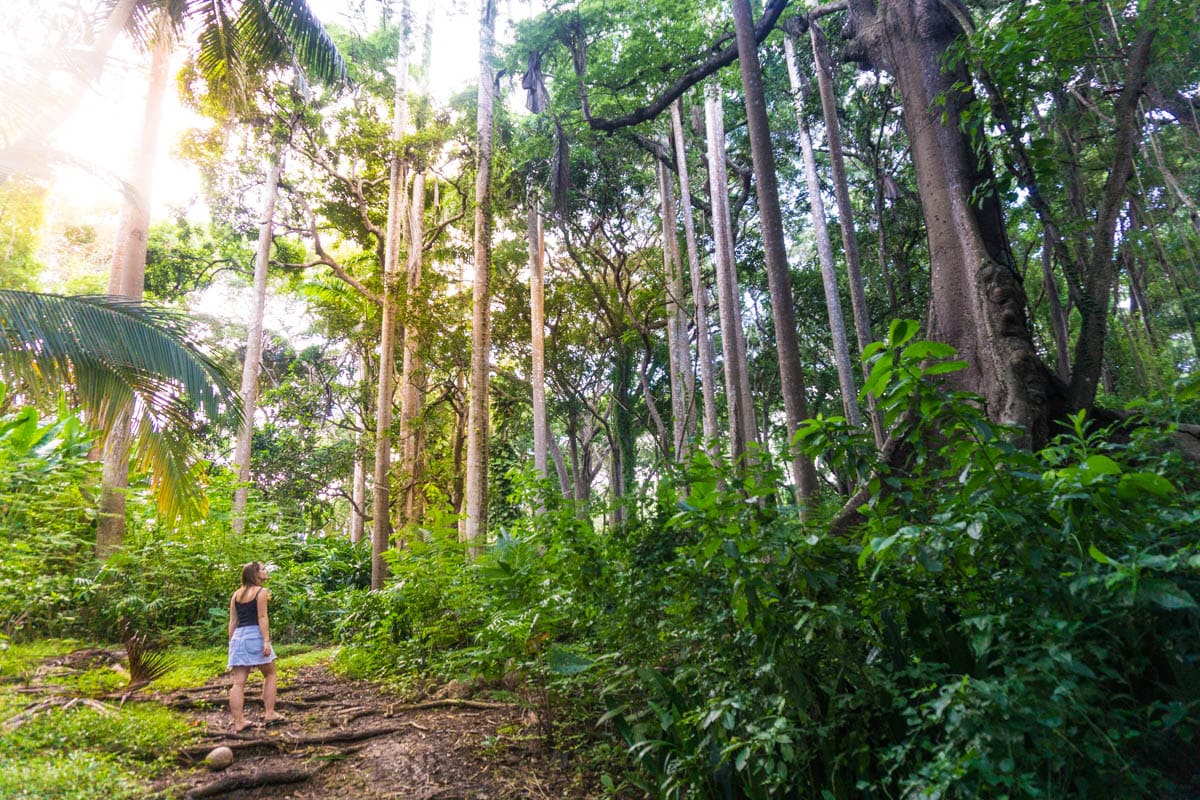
[
  {"left": 228, "top": 595, "right": 237, "bottom": 640},
  {"left": 257, "top": 589, "right": 272, "bottom": 656}
]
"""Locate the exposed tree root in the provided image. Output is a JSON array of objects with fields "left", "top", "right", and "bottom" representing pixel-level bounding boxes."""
[
  {"left": 181, "top": 767, "right": 314, "bottom": 798},
  {"left": 179, "top": 723, "right": 421, "bottom": 761},
  {"left": 387, "top": 698, "right": 513, "bottom": 713}
]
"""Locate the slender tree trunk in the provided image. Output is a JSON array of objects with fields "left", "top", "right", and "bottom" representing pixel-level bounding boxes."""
[
  {"left": 96, "top": 26, "right": 171, "bottom": 559},
  {"left": 810, "top": 23, "right": 882, "bottom": 445},
  {"left": 547, "top": 433, "right": 572, "bottom": 497},
  {"left": 231, "top": 154, "right": 284, "bottom": 534},
  {"left": 463, "top": 0, "right": 497, "bottom": 550},
  {"left": 670, "top": 100, "right": 720, "bottom": 454},
  {"left": 730, "top": 0, "right": 818, "bottom": 500},
  {"left": 350, "top": 430, "right": 367, "bottom": 543},
  {"left": 1065, "top": 15, "right": 1157, "bottom": 410},
  {"left": 528, "top": 195, "right": 549, "bottom": 483},
  {"left": 397, "top": 171, "right": 426, "bottom": 538},
  {"left": 782, "top": 34, "right": 863, "bottom": 429},
  {"left": 1041, "top": 225, "right": 1072, "bottom": 381},
  {"left": 372, "top": 13, "right": 412, "bottom": 589},
  {"left": 704, "top": 82, "right": 758, "bottom": 464},
  {"left": 656, "top": 158, "right": 689, "bottom": 462}
]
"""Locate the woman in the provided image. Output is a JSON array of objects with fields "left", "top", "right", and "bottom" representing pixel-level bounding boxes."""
[{"left": 227, "top": 562, "right": 285, "bottom": 732}]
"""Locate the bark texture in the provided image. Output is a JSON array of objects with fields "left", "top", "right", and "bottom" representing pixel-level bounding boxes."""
[
  {"left": 670, "top": 100, "right": 721, "bottom": 453},
  {"left": 463, "top": 0, "right": 498, "bottom": 549},
  {"left": 730, "top": 0, "right": 819, "bottom": 499},
  {"left": 96, "top": 26, "right": 171, "bottom": 559},
  {"left": 703, "top": 83, "right": 758, "bottom": 465},
  {"left": 231, "top": 155, "right": 284, "bottom": 534},
  {"left": 372, "top": 13, "right": 412, "bottom": 588},
  {"left": 844, "top": 0, "right": 1060, "bottom": 444}
]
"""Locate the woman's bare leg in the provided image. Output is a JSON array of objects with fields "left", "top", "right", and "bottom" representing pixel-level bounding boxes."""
[
  {"left": 261, "top": 661, "right": 282, "bottom": 721},
  {"left": 230, "top": 666, "right": 252, "bottom": 731}
]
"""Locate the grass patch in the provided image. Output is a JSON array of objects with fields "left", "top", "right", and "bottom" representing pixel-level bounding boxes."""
[
  {"left": 0, "top": 751, "right": 144, "bottom": 800},
  {"left": 150, "top": 646, "right": 227, "bottom": 692},
  {"left": 0, "top": 638, "right": 86, "bottom": 680},
  {"left": 0, "top": 697, "right": 200, "bottom": 798},
  {"left": 3, "top": 700, "right": 199, "bottom": 763}
]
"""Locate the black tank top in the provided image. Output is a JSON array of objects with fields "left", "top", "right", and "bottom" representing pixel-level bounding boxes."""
[{"left": 234, "top": 588, "right": 262, "bottom": 628}]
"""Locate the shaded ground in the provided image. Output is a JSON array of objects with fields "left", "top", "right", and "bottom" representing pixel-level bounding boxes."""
[{"left": 153, "top": 663, "right": 599, "bottom": 799}]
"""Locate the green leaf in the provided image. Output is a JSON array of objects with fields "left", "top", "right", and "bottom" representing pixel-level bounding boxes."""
[
  {"left": 1138, "top": 579, "right": 1198, "bottom": 610},
  {"left": 1083, "top": 455, "right": 1121, "bottom": 475},
  {"left": 922, "top": 360, "right": 968, "bottom": 376},
  {"left": 901, "top": 340, "right": 955, "bottom": 360},
  {"left": 546, "top": 647, "right": 594, "bottom": 675},
  {"left": 1088, "top": 544, "right": 1115, "bottom": 565},
  {"left": 888, "top": 318, "right": 920, "bottom": 347},
  {"left": 1117, "top": 472, "right": 1176, "bottom": 499}
]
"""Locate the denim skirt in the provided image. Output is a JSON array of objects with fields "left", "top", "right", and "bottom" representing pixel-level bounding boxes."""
[{"left": 228, "top": 625, "right": 276, "bottom": 668}]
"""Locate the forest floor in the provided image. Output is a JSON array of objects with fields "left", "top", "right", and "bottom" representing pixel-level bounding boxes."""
[
  {"left": 153, "top": 660, "right": 600, "bottom": 799},
  {"left": 6, "top": 645, "right": 604, "bottom": 799}
]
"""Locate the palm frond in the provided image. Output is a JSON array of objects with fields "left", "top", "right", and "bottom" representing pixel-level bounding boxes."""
[
  {"left": 191, "top": 0, "right": 251, "bottom": 106},
  {"left": 0, "top": 291, "right": 242, "bottom": 519},
  {"left": 249, "top": 0, "right": 348, "bottom": 87}
]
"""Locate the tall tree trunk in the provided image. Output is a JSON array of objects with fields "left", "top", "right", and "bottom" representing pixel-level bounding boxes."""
[
  {"left": 463, "top": 0, "right": 497, "bottom": 550},
  {"left": 372, "top": 12, "right": 412, "bottom": 589},
  {"left": 730, "top": 0, "right": 818, "bottom": 500},
  {"left": 397, "top": 171, "right": 426, "bottom": 537},
  {"left": 670, "top": 100, "right": 720, "bottom": 454},
  {"left": 704, "top": 82, "right": 758, "bottom": 464},
  {"left": 810, "top": 23, "right": 882, "bottom": 445},
  {"left": 1041, "top": 225, "right": 1072, "bottom": 381},
  {"left": 350, "top": 347, "right": 373, "bottom": 544},
  {"left": 844, "top": 0, "right": 1060, "bottom": 445},
  {"left": 528, "top": 195, "right": 549, "bottom": 483},
  {"left": 782, "top": 34, "right": 863, "bottom": 429},
  {"left": 231, "top": 154, "right": 284, "bottom": 534},
  {"left": 547, "top": 433, "right": 572, "bottom": 497},
  {"left": 656, "top": 158, "right": 689, "bottom": 463},
  {"left": 350, "top": 430, "right": 367, "bottom": 543},
  {"left": 1065, "top": 14, "right": 1157, "bottom": 410},
  {"left": 96, "top": 26, "right": 171, "bottom": 559}
]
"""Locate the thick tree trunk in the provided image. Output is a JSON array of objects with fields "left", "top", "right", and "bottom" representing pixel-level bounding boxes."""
[
  {"left": 96, "top": 27, "right": 171, "bottom": 559},
  {"left": 844, "top": 0, "right": 1059, "bottom": 445},
  {"left": 397, "top": 171, "right": 426, "bottom": 536},
  {"left": 231, "top": 154, "right": 284, "bottom": 534},
  {"left": 669, "top": 100, "right": 720, "bottom": 454},
  {"left": 703, "top": 82, "right": 758, "bottom": 464},
  {"left": 372, "top": 14, "right": 412, "bottom": 589},
  {"left": 656, "top": 158, "right": 689, "bottom": 462},
  {"left": 730, "top": 0, "right": 819, "bottom": 500},
  {"left": 782, "top": 34, "right": 863, "bottom": 429},
  {"left": 528, "top": 196, "right": 549, "bottom": 483},
  {"left": 463, "top": 0, "right": 497, "bottom": 550}
]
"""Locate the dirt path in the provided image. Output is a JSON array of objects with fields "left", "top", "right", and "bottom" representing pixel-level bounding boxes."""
[{"left": 153, "top": 663, "right": 596, "bottom": 799}]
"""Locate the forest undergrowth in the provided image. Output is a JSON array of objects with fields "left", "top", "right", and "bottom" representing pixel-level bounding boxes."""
[{"left": 2, "top": 327, "right": 1199, "bottom": 798}]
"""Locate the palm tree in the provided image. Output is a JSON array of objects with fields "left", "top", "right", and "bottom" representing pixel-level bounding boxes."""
[{"left": 0, "top": 290, "right": 241, "bottom": 530}]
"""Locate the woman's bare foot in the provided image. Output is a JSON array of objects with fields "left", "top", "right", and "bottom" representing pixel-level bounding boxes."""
[
  {"left": 233, "top": 720, "right": 255, "bottom": 733},
  {"left": 263, "top": 713, "right": 286, "bottom": 727}
]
